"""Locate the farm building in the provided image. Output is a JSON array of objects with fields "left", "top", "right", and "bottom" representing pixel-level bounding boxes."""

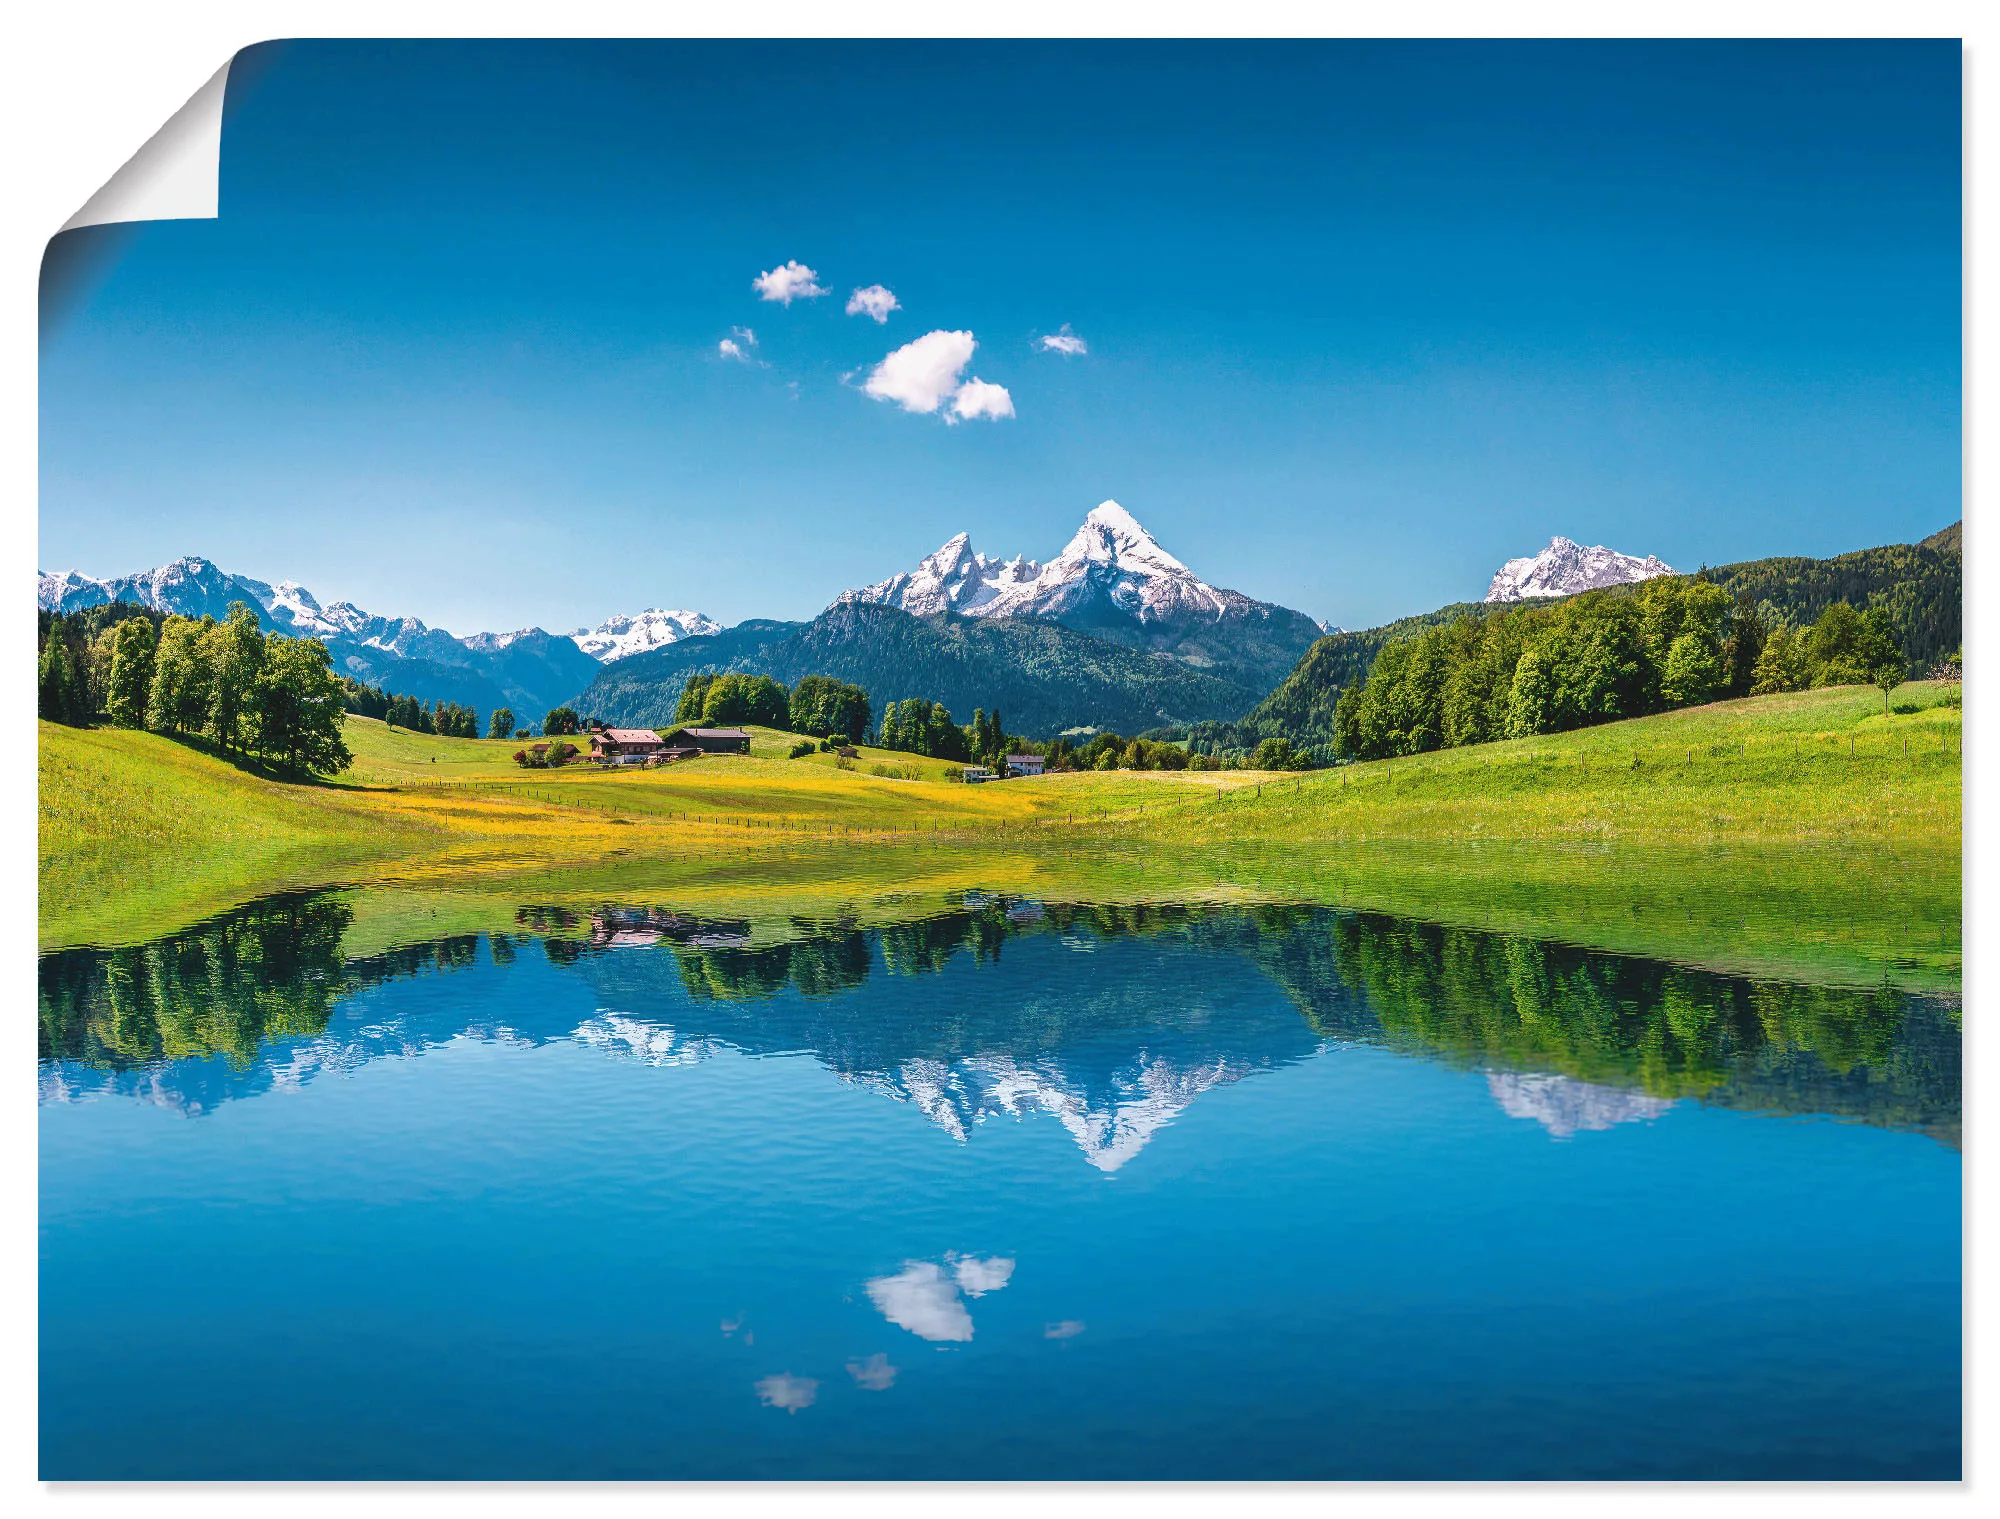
[
  {"left": 661, "top": 726, "right": 752, "bottom": 755},
  {"left": 1005, "top": 754, "right": 1045, "bottom": 777},
  {"left": 591, "top": 728, "right": 666, "bottom": 765}
]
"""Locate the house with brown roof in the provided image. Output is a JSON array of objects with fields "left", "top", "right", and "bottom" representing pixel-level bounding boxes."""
[{"left": 591, "top": 727, "right": 666, "bottom": 765}]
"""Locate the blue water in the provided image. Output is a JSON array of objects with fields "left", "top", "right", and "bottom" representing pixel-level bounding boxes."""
[{"left": 39, "top": 895, "right": 1961, "bottom": 1479}]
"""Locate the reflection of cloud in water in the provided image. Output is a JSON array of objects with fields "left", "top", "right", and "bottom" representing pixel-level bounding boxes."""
[
  {"left": 847, "top": 1353, "right": 897, "bottom": 1390},
  {"left": 955, "top": 1255, "right": 1014, "bottom": 1295},
  {"left": 1487, "top": 1071, "right": 1676, "bottom": 1139},
  {"left": 866, "top": 1262, "right": 973, "bottom": 1342},
  {"left": 1044, "top": 1320, "right": 1086, "bottom": 1340},
  {"left": 866, "top": 1253, "right": 1015, "bottom": 1342},
  {"left": 754, "top": 1372, "right": 817, "bottom": 1412}
]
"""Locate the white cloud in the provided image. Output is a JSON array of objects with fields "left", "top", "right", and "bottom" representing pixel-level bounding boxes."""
[
  {"left": 867, "top": 1261, "right": 973, "bottom": 1342},
  {"left": 950, "top": 378, "right": 1015, "bottom": 422},
  {"left": 1037, "top": 324, "right": 1088, "bottom": 356},
  {"left": 863, "top": 330, "right": 1015, "bottom": 423},
  {"left": 863, "top": 329, "right": 975, "bottom": 414},
  {"left": 753, "top": 260, "right": 828, "bottom": 304},
  {"left": 846, "top": 1353, "right": 897, "bottom": 1391},
  {"left": 954, "top": 1255, "right": 1015, "bottom": 1296},
  {"left": 719, "top": 326, "right": 760, "bottom": 362},
  {"left": 754, "top": 1373, "right": 818, "bottom": 1412},
  {"left": 846, "top": 284, "right": 900, "bottom": 323},
  {"left": 1043, "top": 1320, "right": 1086, "bottom": 1340}
]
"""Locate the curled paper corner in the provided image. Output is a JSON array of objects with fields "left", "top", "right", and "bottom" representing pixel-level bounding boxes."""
[{"left": 60, "top": 56, "right": 233, "bottom": 232}]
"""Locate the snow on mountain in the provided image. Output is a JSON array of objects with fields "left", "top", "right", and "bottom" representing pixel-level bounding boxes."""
[
  {"left": 1483, "top": 536, "right": 1674, "bottom": 603},
  {"left": 839, "top": 532, "right": 1042, "bottom": 618},
  {"left": 839, "top": 501, "right": 1248, "bottom": 627},
  {"left": 843, "top": 1046, "right": 1260, "bottom": 1172},
  {"left": 38, "top": 556, "right": 452, "bottom": 655},
  {"left": 570, "top": 608, "right": 724, "bottom": 662},
  {"left": 38, "top": 556, "right": 720, "bottom": 667}
]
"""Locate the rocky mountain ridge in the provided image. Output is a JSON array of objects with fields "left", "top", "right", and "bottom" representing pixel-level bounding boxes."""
[{"left": 1484, "top": 535, "right": 1674, "bottom": 602}]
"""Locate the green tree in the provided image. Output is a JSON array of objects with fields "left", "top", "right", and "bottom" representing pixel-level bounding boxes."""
[
  {"left": 253, "top": 635, "right": 354, "bottom": 776},
  {"left": 1505, "top": 646, "right": 1557, "bottom": 738},
  {"left": 543, "top": 706, "right": 580, "bottom": 736},
  {"left": 488, "top": 707, "right": 516, "bottom": 739},
  {"left": 146, "top": 616, "right": 213, "bottom": 734},
  {"left": 1805, "top": 601, "right": 1869, "bottom": 685},
  {"left": 1660, "top": 629, "right": 1726, "bottom": 708},
  {"left": 1722, "top": 592, "right": 1767, "bottom": 698},
  {"left": 675, "top": 674, "right": 715, "bottom": 723},
  {"left": 697, "top": 673, "right": 788, "bottom": 728},
  {"left": 38, "top": 627, "right": 85, "bottom": 725},
  {"left": 1253, "top": 736, "right": 1299, "bottom": 770},
  {"left": 104, "top": 618, "right": 158, "bottom": 727},
  {"left": 202, "top": 602, "right": 266, "bottom": 753},
  {"left": 1750, "top": 622, "right": 1810, "bottom": 694}
]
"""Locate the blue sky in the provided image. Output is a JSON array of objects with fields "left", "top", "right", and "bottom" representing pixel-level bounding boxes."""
[{"left": 39, "top": 39, "right": 1961, "bottom": 637}]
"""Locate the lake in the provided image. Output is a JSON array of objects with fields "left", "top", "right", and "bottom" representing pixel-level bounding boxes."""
[{"left": 39, "top": 889, "right": 1961, "bottom": 1479}]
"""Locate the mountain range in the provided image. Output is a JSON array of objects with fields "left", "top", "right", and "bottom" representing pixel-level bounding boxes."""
[
  {"left": 47, "top": 510, "right": 1934, "bottom": 747},
  {"left": 39, "top": 501, "right": 1333, "bottom": 734},
  {"left": 37, "top": 557, "right": 720, "bottom": 726},
  {"left": 576, "top": 502, "right": 1330, "bottom": 733}
]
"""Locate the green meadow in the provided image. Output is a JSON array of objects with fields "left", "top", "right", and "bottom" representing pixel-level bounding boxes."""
[{"left": 39, "top": 683, "right": 1960, "bottom": 990}]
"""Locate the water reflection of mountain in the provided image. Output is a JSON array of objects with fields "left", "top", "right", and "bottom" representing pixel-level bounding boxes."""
[
  {"left": 579, "top": 904, "right": 1319, "bottom": 1170},
  {"left": 39, "top": 892, "right": 1960, "bottom": 1153}
]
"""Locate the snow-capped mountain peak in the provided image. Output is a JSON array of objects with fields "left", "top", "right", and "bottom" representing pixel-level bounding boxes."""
[
  {"left": 836, "top": 499, "right": 1240, "bottom": 626},
  {"left": 570, "top": 608, "right": 724, "bottom": 662},
  {"left": 1483, "top": 536, "right": 1674, "bottom": 603}
]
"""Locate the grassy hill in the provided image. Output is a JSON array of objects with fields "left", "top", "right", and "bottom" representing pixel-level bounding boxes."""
[{"left": 40, "top": 686, "right": 1960, "bottom": 989}]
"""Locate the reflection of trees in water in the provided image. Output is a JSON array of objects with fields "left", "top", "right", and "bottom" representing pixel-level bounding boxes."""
[
  {"left": 1256, "top": 912, "right": 1959, "bottom": 1145},
  {"left": 39, "top": 894, "right": 507, "bottom": 1071},
  {"left": 40, "top": 889, "right": 1959, "bottom": 1143},
  {"left": 40, "top": 895, "right": 353, "bottom": 1068}
]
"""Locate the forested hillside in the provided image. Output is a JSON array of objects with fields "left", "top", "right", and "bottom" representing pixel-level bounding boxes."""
[
  {"left": 1181, "top": 524, "right": 1961, "bottom": 759},
  {"left": 576, "top": 602, "right": 1262, "bottom": 736},
  {"left": 1703, "top": 535, "right": 1961, "bottom": 667}
]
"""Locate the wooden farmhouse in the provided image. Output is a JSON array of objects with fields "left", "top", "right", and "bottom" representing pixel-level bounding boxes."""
[
  {"left": 590, "top": 728, "right": 667, "bottom": 765},
  {"left": 661, "top": 726, "right": 753, "bottom": 755}
]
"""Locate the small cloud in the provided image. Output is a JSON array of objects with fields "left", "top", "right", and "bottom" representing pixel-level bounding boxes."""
[
  {"left": 953, "top": 1255, "right": 1015, "bottom": 1296},
  {"left": 718, "top": 339, "right": 750, "bottom": 361},
  {"left": 719, "top": 326, "right": 762, "bottom": 363},
  {"left": 754, "top": 1372, "right": 819, "bottom": 1412},
  {"left": 1036, "top": 324, "right": 1088, "bottom": 356},
  {"left": 846, "top": 284, "right": 900, "bottom": 323},
  {"left": 753, "top": 260, "right": 828, "bottom": 305},
  {"left": 1044, "top": 1320, "right": 1086, "bottom": 1340},
  {"left": 846, "top": 1353, "right": 897, "bottom": 1391},
  {"left": 950, "top": 378, "right": 1015, "bottom": 423}
]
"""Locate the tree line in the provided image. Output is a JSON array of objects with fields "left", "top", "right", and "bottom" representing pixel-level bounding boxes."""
[
  {"left": 39, "top": 601, "right": 352, "bottom": 777},
  {"left": 1333, "top": 578, "right": 1911, "bottom": 762},
  {"left": 671, "top": 673, "right": 873, "bottom": 741},
  {"left": 340, "top": 677, "right": 529, "bottom": 740}
]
